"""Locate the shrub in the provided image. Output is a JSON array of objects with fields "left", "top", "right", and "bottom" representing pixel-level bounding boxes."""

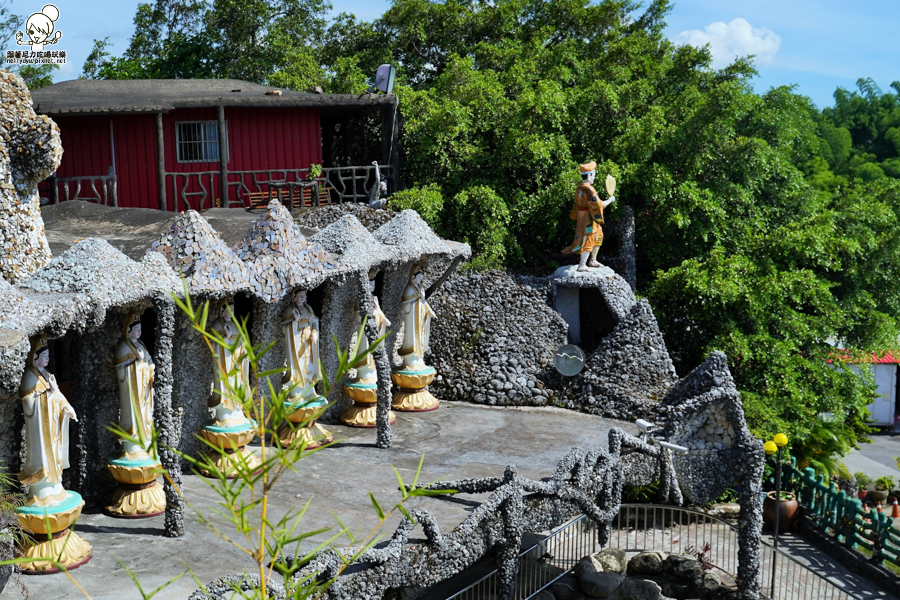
[
  {"left": 447, "top": 185, "right": 510, "bottom": 270},
  {"left": 388, "top": 184, "right": 445, "bottom": 230}
]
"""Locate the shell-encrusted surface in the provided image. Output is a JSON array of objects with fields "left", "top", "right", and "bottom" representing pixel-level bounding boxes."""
[
  {"left": 309, "top": 214, "right": 395, "bottom": 271},
  {"left": 0, "top": 71, "right": 63, "bottom": 283},
  {"left": 234, "top": 200, "right": 342, "bottom": 302},
  {"left": 148, "top": 210, "right": 251, "bottom": 296},
  {"left": 372, "top": 209, "right": 451, "bottom": 260},
  {"left": 22, "top": 237, "right": 179, "bottom": 326}
]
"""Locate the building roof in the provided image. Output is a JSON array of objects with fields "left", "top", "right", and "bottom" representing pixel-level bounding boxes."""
[
  {"left": 30, "top": 78, "right": 397, "bottom": 116},
  {"left": 828, "top": 349, "right": 900, "bottom": 364}
]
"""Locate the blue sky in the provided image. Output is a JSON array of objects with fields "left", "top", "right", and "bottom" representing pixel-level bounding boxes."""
[{"left": 7, "top": 0, "right": 897, "bottom": 109}]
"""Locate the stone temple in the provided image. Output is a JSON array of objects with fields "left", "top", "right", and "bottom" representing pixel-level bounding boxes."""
[{"left": 0, "top": 71, "right": 766, "bottom": 600}]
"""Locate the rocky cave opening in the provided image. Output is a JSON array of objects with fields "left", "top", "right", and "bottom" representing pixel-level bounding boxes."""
[{"left": 578, "top": 287, "right": 617, "bottom": 354}]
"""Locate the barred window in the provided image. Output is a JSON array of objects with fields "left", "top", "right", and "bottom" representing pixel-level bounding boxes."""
[{"left": 175, "top": 121, "right": 228, "bottom": 163}]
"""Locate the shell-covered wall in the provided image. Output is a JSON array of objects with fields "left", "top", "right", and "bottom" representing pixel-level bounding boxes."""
[
  {"left": 0, "top": 71, "right": 61, "bottom": 284},
  {"left": 0, "top": 197, "right": 469, "bottom": 542}
]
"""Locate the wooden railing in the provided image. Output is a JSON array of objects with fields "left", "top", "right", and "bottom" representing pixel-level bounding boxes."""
[
  {"left": 163, "top": 165, "right": 392, "bottom": 211},
  {"left": 322, "top": 164, "right": 393, "bottom": 203},
  {"left": 43, "top": 164, "right": 392, "bottom": 211},
  {"left": 44, "top": 166, "right": 117, "bottom": 206},
  {"left": 165, "top": 171, "right": 221, "bottom": 212}
]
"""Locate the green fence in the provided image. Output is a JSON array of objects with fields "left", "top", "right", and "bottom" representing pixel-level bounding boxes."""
[{"left": 778, "top": 460, "right": 900, "bottom": 570}]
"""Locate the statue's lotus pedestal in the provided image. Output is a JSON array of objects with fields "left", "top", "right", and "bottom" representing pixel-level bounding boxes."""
[
  {"left": 105, "top": 452, "right": 166, "bottom": 518},
  {"left": 391, "top": 366, "right": 439, "bottom": 412},
  {"left": 16, "top": 491, "right": 93, "bottom": 574},
  {"left": 340, "top": 380, "right": 396, "bottom": 427},
  {"left": 199, "top": 420, "right": 262, "bottom": 478},
  {"left": 278, "top": 397, "right": 333, "bottom": 448}
]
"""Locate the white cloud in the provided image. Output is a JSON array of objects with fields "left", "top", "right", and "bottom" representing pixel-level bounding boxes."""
[{"left": 674, "top": 18, "right": 781, "bottom": 69}]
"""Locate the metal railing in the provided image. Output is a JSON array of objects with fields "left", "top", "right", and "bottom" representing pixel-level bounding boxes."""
[
  {"left": 44, "top": 166, "right": 117, "bottom": 206},
  {"left": 44, "top": 164, "right": 393, "bottom": 211},
  {"left": 608, "top": 504, "right": 740, "bottom": 581},
  {"left": 445, "top": 504, "right": 861, "bottom": 600},
  {"left": 447, "top": 513, "right": 599, "bottom": 600}
]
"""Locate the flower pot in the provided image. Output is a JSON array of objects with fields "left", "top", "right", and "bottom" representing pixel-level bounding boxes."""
[
  {"left": 763, "top": 491, "right": 799, "bottom": 533},
  {"left": 857, "top": 490, "right": 868, "bottom": 500},
  {"left": 872, "top": 489, "right": 889, "bottom": 504}
]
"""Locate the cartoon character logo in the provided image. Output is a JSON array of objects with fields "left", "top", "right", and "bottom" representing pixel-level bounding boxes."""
[{"left": 15, "top": 5, "right": 62, "bottom": 52}]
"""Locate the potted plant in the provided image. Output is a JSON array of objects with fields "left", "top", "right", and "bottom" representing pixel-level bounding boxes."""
[
  {"left": 854, "top": 472, "right": 873, "bottom": 500},
  {"left": 763, "top": 490, "right": 799, "bottom": 533},
  {"left": 873, "top": 476, "right": 895, "bottom": 505}
]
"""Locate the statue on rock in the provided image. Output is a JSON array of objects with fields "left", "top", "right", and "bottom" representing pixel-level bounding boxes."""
[
  {"left": 278, "top": 289, "right": 332, "bottom": 448},
  {"left": 106, "top": 312, "right": 166, "bottom": 518},
  {"left": 16, "top": 335, "right": 92, "bottom": 573},
  {"left": 342, "top": 277, "right": 395, "bottom": 427},
  {"left": 199, "top": 296, "right": 261, "bottom": 477},
  {"left": 561, "top": 162, "right": 616, "bottom": 272},
  {"left": 391, "top": 265, "right": 440, "bottom": 412},
  {"left": 0, "top": 71, "right": 63, "bottom": 283}
]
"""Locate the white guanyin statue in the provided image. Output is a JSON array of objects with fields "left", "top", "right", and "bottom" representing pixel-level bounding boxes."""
[
  {"left": 209, "top": 296, "right": 252, "bottom": 425},
  {"left": 106, "top": 311, "right": 166, "bottom": 518},
  {"left": 279, "top": 289, "right": 332, "bottom": 446},
  {"left": 356, "top": 279, "right": 391, "bottom": 383},
  {"left": 115, "top": 313, "right": 155, "bottom": 456},
  {"left": 17, "top": 335, "right": 92, "bottom": 572},
  {"left": 19, "top": 335, "right": 77, "bottom": 506},
  {"left": 199, "top": 295, "right": 261, "bottom": 476},
  {"left": 281, "top": 289, "right": 323, "bottom": 401},
  {"left": 399, "top": 265, "right": 436, "bottom": 371},
  {"left": 341, "top": 278, "right": 394, "bottom": 427},
  {"left": 391, "top": 265, "right": 440, "bottom": 412}
]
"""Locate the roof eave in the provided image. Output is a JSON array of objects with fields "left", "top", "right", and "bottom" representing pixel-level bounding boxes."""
[{"left": 33, "top": 93, "right": 397, "bottom": 116}]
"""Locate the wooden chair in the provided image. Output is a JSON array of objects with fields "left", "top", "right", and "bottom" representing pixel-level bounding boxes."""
[{"left": 244, "top": 184, "right": 335, "bottom": 210}]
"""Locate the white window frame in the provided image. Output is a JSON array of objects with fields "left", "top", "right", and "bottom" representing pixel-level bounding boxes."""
[{"left": 175, "top": 120, "right": 229, "bottom": 163}]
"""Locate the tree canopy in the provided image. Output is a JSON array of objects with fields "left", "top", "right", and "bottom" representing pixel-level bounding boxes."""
[
  {"left": 84, "top": 0, "right": 900, "bottom": 471},
  {"left": 804, "top": 79, "right": 900, "bottom": 190}
]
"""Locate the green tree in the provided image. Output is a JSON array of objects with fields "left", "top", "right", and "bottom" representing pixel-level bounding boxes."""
[
  {"left": 346, "top": 0, "right": 893, "bottom": 466},
  {"left": 0, "top": 0, "right": 21, "bottom": 59},
  {"left": 83, "top": 0, "right": 331, "bottom": 85},
  {"left": 16, "top": 63, "right": 57, "bottom": 89},
  {"left": 806, "top": 78, "right": 900, "bottom": 188}
]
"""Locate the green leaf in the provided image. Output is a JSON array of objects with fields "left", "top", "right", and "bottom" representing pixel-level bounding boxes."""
[{"left": 369, "top": 493, "right": 386, "bottom": 520}]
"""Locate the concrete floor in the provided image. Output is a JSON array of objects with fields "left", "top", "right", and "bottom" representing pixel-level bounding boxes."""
[
  {"left": 844, "top": 431, "right": 900, "bottom": 481},
  {"left": 40, "top": 201, "right": 319, "bottom": 260},
  {"left": 4, "top": 402, "right": 634, "bottom": 600}
]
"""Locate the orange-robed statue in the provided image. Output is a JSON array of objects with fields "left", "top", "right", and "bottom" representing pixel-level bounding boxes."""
[{"left": 561, "top": 162, "right": 616, "bottom": 271}]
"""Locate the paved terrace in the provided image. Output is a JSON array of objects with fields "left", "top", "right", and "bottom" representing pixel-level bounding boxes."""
[
  {"left": 10, "top": 402, "right": 635, "bottom": 600},
  {"left": 8, "top": 404, "right": 896, "bottom": 600}
]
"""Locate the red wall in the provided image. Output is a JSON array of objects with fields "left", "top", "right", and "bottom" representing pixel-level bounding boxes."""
[
  {"left": 116, "top": 114, "right": 158, "bottom": 209},
  {"left": 44, "top": 107, "right": 322, "bottom": 210}
]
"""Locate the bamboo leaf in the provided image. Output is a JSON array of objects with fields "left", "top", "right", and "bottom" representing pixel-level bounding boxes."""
[{"left": 369, "top": 493, "right": 386, "bottom": 520}]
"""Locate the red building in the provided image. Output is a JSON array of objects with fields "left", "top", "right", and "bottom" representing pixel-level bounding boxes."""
[{"left": 31, "top": 79, "right": 398, "bottom": 210}]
